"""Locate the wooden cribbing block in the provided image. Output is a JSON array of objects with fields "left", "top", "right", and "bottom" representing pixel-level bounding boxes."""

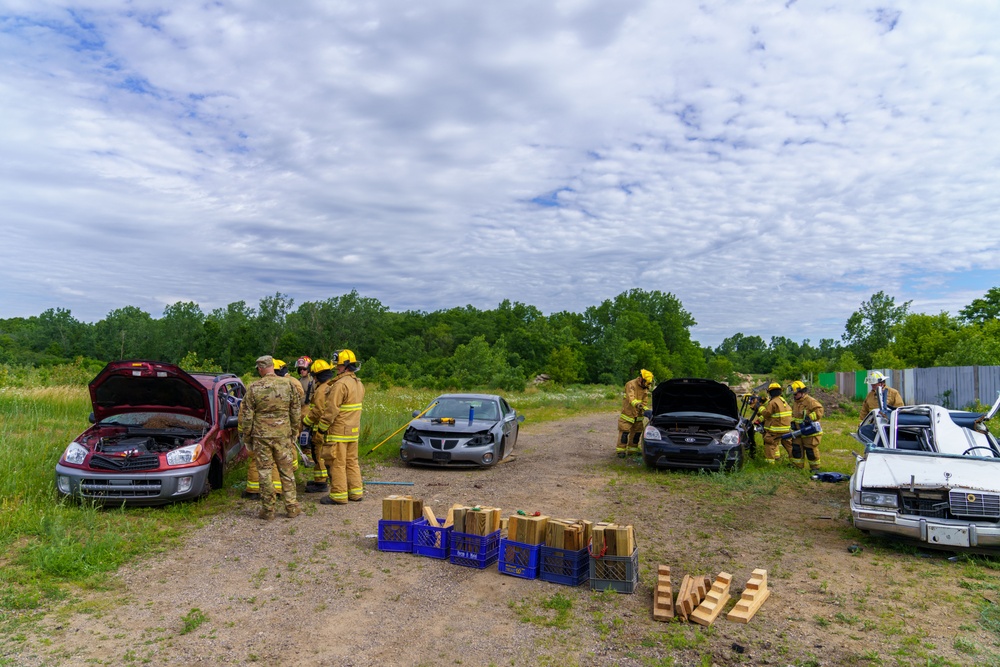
[
  {"left": 678, "top": 574, "right": 709, "bottom": 620},
  {"left": 691, "top": 572, "right": 733, "bottom": 627},
  {"left": 653, "top": 565, "right": 674, "bottom": 621},
  {"left": 726, "top": 569, "right": 770, "bottom": 624}
]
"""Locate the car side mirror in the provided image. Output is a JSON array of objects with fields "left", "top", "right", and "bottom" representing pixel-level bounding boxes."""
[
  {"left": 88, "top": 412, "right": 96, "bottom": 424},
  {"left": 412, "top": 410, "right": 421, "bottom": 418},
  {"left": 224, "top": 416, "right": 239, "bottom": 429},
  {"left": 517, "top": 415, "right": 525, "bottom": 423},
  {"left": 644, "top": 410, "right": 652, "bottom": 418}
]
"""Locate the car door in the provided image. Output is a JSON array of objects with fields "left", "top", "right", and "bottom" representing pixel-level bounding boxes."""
[
  {"left": 499, "top": 398, "right": 518, "bottom": 455},
  {"left": 219, "top": 382, "right": 245, "bottom": 464}
]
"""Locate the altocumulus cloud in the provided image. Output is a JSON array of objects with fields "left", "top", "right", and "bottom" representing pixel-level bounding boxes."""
[{"left": 1, "top": 1, "right": 999, "bottom": 346}]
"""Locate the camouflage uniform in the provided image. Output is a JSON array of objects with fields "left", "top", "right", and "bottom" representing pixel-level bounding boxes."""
[
  {"left": 239, "top": 373, "right": 301, "bottom": 518},
  {"left": 319, "top": 370, "right": 365, "bottom": 504},
  {"left": 761, "top": 394, "right": 792, "bottom": 463},
  {"left": 791, "top": 392, "right": 824, "bottom": 470},
  {"left": 616, "top": 375, "right": 649, "bottom": 456},
  {"left": 245, "top": 375, "right": 303, "bottom": 495}
]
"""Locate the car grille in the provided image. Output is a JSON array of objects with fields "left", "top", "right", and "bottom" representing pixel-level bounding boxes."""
[
  {"left": 79, "top": 478, "right": 162, "bottom": 498},
  {"left": 950, "top": 490, "right": 1000, "bottom": 519},
  {"left": 429, "top": 438, "right": 460, "bottom": 451},
  {"left": 665, "top": 433, "right": 714, "bottom": 446},
  {"left": 899, "top": 491, "right": 949, "bottom": 518},
  {"left": 89, "top": 453, "right": 161, "bottom": 471}
]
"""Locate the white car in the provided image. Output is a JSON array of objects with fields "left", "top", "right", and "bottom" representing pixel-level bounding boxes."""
[{"left": 850, "top": 391, "right": 1000, "bottom": 552}]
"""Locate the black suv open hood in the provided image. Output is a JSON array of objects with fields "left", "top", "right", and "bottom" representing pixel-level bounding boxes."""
[
  {"left": 651, "top": 378, "right": 738, "bottom": 419},
  {"left": 89, "top": 360, "right": 211, "bottom": 423}
]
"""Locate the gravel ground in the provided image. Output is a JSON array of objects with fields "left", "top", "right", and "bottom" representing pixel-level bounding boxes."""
[{"left": 6, "top": 412, "right": 992, "bottom": 666}]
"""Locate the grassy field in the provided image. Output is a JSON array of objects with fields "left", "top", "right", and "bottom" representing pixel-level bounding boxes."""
[
  {"left": 7, "top": 381, "right": 1000, "bottom": 666},
  {"left": 0, "top": 382, "right": 619, "bottom": 637}
]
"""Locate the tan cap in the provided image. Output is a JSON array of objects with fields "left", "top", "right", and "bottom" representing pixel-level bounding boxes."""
[{"left": 255, "top": 355, "right": 274, "bottom": 368}]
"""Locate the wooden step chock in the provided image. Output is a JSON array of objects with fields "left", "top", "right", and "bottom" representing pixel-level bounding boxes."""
[
  {"left": 726, "top": 569, "right": 770, "bottom": 624},
  {"left": 690, "top": 572, "right": 733, "bottom": 627},
  {"left": 653, "top": 565, "right": 674, "bottom": 621},
  {"left": 676, "top": 574, "right": 709, "bottom": 621}
]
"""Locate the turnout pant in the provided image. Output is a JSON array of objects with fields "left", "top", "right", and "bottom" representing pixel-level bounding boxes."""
[
  {"left": 616, "top": 417, "right": 644, "bottom": 456},
  {"left": 324, "top": 440, "right": 363, "bottom": 504}
]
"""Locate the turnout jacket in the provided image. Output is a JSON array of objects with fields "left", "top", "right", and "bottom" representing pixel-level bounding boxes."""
[
  {"left": 320, "top": 370, "right": 365, "bottom": 443},
  {"left": 619, "top": 376, "right": 649, "bottom": 424},
  {"left": 859, "top": 386, "right": 903, "bottom": 421},
  {"left": 792, "top": 393, "right": 824, "bottom": 435},
  {"left": 762, "top": 395, "right": 792, "bottom": 435}
]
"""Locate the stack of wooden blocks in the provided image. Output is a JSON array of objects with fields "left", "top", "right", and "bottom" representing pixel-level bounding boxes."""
[
  {"left": 544, "top": 518, "right": 592, "bottom": 550},
  {"left": 507, "top": 514, "right": 549, "bottom": 544},
  {"left": 382, "top": 495, "right": 423, "bottom": 522},
  {"left": 592, "top": 522, "right": 635, "bottom": 556},
  {"left": 448, "top": 504, "right": 502, "bottom": 536}
]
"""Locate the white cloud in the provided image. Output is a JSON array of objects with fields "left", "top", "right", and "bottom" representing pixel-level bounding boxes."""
[{"left": 0, "top": 1, "right": 998, "bottom": 346}]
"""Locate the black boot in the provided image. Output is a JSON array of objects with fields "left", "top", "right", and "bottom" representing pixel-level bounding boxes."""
[{"left": 305, "top": 481, "right": 329, "bottom": 493}]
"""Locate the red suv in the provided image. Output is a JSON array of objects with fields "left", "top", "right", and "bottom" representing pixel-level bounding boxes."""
[{"left": 55, "top": 360, "right": 247, "bottom": 506}]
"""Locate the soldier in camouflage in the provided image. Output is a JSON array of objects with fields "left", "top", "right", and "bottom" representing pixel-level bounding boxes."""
[{"left": 239, "top": 355, "right": 302, "bottom": 520}]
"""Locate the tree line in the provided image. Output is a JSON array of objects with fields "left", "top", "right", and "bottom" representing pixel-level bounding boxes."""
[{"left": 1, "top": 287, "right": 998, "bottom": 390}]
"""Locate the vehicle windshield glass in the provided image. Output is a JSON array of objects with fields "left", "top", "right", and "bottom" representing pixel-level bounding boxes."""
[
  {"left": 99, "top": 412, "right": 208, "bottom": 430},
  {"left": 425, "top": 398, "right": 498, "bottom": 421}
]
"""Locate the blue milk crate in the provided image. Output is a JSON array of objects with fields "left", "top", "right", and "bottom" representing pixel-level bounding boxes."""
[
  {"left": 377, "top": 518, "right": 424, "bottom": 553},
  {"left": 539, "top": 546, "right": 589, "bottom": 586},
  {"left": 412, "top": 518, "right": 452, "bottom": 559},
  {"left": 449, "top": 530, "right": 500, "bottom": 569},
  {"left": 498, "top": 538, "right": 542, "bottom": 579}
]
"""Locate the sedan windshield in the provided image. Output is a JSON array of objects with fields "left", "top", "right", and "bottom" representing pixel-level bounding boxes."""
[{"left": 425, "top": 398, "right": 499, "bottom": 421}]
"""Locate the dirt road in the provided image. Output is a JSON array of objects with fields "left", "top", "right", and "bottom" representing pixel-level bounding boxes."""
[{"left": 12, "top": 412, "right": 988, "bottom": 666}]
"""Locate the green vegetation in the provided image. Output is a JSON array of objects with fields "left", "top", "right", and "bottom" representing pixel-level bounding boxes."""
[
  {"left": 0, "top": 381, "right": 616, "bottom": 634},
  {"left": 179, "top": 608, "right": 208, "bottom": 635}
]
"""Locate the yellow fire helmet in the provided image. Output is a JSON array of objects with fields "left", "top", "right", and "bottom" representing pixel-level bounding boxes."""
[
  {"left": 789, "top": 380, "right": 806, "bottom": 393},
  {"left": 310, "top": 359, "right": 334, "bottom": 374},
  {"left": 767, "top": 382, "right": 782, "bottom": 391},
  {"left": 272, "top": 359, "right": 286, "bottom": 370},
  {"left": 335, "top": 349, "right": 357, "bottom": 366},
  {"left": 640, "top": 369, "right": 654, "bottom": 384}
]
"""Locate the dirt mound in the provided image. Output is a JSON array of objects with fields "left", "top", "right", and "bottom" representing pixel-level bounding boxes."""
[{"left": 810, "top": 385, "right": 854, "bottom": 416}]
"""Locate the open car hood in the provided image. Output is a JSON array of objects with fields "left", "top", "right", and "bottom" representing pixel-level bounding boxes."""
[
  {"left": 410, "top": 417, "right": 498, "bottom": 434},
  {"left": 89, "top": 360, "right": 211, "bottom": 424},
  {"left": 651, "top": 378, "right": 739, "bottom": 419}
]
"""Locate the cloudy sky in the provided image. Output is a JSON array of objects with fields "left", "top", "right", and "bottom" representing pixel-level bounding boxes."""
[{"left": 2, "top": 1, "right": 998, "bottom": 347}]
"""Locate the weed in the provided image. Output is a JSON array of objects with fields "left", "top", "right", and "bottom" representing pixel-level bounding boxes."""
[{"left": 178, "top": 608, "right": 207, "bottom": 635}]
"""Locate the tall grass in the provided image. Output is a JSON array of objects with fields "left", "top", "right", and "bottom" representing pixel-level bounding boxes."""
[{"left": 0, "top": 381, "right": 618, "bottom": 628}]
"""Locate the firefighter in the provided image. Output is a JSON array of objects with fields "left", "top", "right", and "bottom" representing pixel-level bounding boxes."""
[
  {"left": 319, "top": 349, "right": 366, "bottom": 505},
  {"left": 788, "top": 380, "right": 824, "bottom": 470},
  {"left": 295, "top": 356, "right": 315, "bottom": 406},
  {"left": 238, "top": 356, "right": 301, "bottom": 519},
  {"left": 859, "top": 371, "right": 904, "bottom": 421},
  {"left": 616, "top": 369, "right": 653, "bottom": 458},
  {"left": 761, "top": 382, "right": 792, "bottom": 463},
  {"left": 302, "top": 359, "right": 335, "bottom": 493}
]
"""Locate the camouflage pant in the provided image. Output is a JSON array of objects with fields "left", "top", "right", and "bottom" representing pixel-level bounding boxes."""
[{"left": 253, "top": 436, "right": 298, "bottom": 513}]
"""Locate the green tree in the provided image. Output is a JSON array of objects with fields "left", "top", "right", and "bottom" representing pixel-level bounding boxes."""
[
  {"left": 93, "top": 306, "right": 155, "bottom": 360},
  {"left": 842, "top": 291, "right": 911, "bottom": 368},
  {"left": 959, "top": 287, "right": 1000, "bottom": 324},
  {"left": 545, "top": 345, "right": 585, "bottom": 384},
  {"left": 157, "top": 302, "right": 205, "bottom": 363},
  {"left": 888, "top": 312, "right": 960, "bottom": 368}
]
